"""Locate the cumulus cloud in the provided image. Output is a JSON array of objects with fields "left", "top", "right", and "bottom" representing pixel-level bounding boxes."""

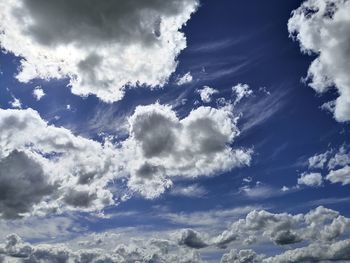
[
  {"left": 212, "top": 206, "right": 350, "bottom": 248},
  {"left": 0, "top": 0, "right": 198, "bottom": 102},
  {"left": 297, "top": 172, "right": 323, "bottom": 187},
  {"left": 0, "top": 233, "right": 204, "bottom": 263},
  {"left": 32, "top": 86, "right": 45, "bottom": 101},
  {"left": 232, "top": 83, "right": 252, "bottom": 105},
  {"left": 197, "top": 86, "right": 219, "bottom": 103},
  {"left": 121, "top": 103, "right": 252, "bottom": 198},
  {"left": 0, "top": 108, "right": 118, "bottom": 218},
  {"left": 221, "top": 249, "right": 262, "bottom": 263},
  {"left": 9, "top": 96, "right": 22, "bottom": 109},
  {"left": 176, "top": 72, "right": 193, "bottom": 85},
  {"left": 176, "top": 229, "right": 208, "bottom": 249},
  {"left": 302, "top": 145, "right": 350, "bottom": 186},
  {"left": 288, "top": 0, "right": 350, "bottom": 121}
]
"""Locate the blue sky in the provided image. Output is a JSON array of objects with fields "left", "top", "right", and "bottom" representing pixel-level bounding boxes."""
[{"left": 0, "top": 0, "right": 350, "bottom": 262}]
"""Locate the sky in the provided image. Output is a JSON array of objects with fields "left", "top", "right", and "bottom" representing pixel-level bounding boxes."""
[{"left": 0, "top": 0, "right": 350, "bottom": 262}]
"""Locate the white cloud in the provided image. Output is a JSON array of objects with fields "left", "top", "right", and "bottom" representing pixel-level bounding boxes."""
[
  {"left": 0, "top": 0, "right": 198, "bottom": 102},
  {"left": 170, "top": 184, "right": 207, "bottom": 198},
  {"left": 197, "top": 86, "right": 219, "bottom": 103},
  {"left": 32, "top": 86, "right": 45, "bottom": 101},
  {"left": 221, "top": 249, "right": 262, "bottom": 263},
  {"left": 121, "top": 103, "right": 252, "bottom": 198},
  {"left": 176, "top": 72, "right": 193, "bottom": 85},
  {"left": 288, "top": 0, "right": 350, "bottom": 121},
  {"left": 9, "top": 96, "right": 22, "bottom": 109},
  {"left": 297, "top": 172, "right": 323, "bottom": 187},
  {"left": 308, "top": 151, "right": 330, "bottom": 169},
  {"left": 326, "top": 165, "right": 350, "bottom": 185},
  {"left": 232, "top": 83, "right": 252, "bottom": 104}
]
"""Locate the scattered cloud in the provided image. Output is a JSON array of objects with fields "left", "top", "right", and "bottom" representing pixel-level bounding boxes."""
[
  {"left": 32, "top": 86, "right": 45, "bottom": 101},
  {"left": 9, "top": 96, "right": 22, "bottom": 109},
  {"left": 170, "top": 184, "right": 207, "bottom": 198},
  {"left": 176, "top": 72, "right": 193, "bottom": 85},
  {"left": 232, "top": 83, "right": 252, "bottom": 105},
  {"left": 197, "top": 86, "right": 219, "bottom": 103},
  {"left": 288, "top": 0, "right": 350, "bottom": 121},
  {"left": 297, "top": 172, "right": 323, "bottom": 187}
]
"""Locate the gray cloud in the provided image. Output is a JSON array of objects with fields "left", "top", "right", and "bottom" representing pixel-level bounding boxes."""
[{"left": 0, "top": 151, "right": 55, "bottom": 219}]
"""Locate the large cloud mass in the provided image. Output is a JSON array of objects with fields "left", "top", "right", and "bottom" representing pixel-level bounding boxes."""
[
  {"left": 0, "top": 0, "right": 198, "bottom": 102},
  {"left": 288, "top": 0, "right": 350, "bottom": 121},
  {"left": 121, "top": 103, "right": 252, "bottom": 198}
]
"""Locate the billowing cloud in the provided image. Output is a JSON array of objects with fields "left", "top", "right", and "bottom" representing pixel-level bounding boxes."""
[
  {"left": 0, "top": 0, "right": 198, "bottom": 102},
  {"left": 221, "top": 249, "right": 262, "bottom": 263},
  {"left": 288, "top": 0, "right": 350, "bottom": 121},
  {"left": 176, "top": 229, "right": 208, "bottom": 249},
  {"left": 121, "top": 103, "right": 252, "bottom": 198},
  {"left": 0, "top": 108, "right": 118, "bottom": 218},
  {"left": 0, "top": 234, "right": 204, "bottom": 263},
  {"left": 326, "top": 165, "right": 350, "bottom": 185}
]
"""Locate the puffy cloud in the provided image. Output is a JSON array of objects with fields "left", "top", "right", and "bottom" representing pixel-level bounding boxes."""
[
  {"left": 121, "top": 103, "right": 252, "bottom": 198},
  {"left": 213, "top": 206, "right": 350, "bottom": 248},
  {"left": 0, "top": 234, "right": 204, "bottom": 263},
  {"left": 176, "top": 229, "right": 208, "bottom": 249},
  {"left": 263, "top": 239, "right": 350, "bottom": 263},
  {"left": 221, "top": 249, "right": 262, "bottom": 263},
  {"left": 176, "top": 72, "right": 193, "bottom": 85},
  {"left": 297, "top": 172, "right": 323, "bottom": 187},
  {"left": 32, "top": 86, "right": 45, "bottom": 101},
  {"left": 232, "top": 83, "right": 252, "bottom": 105},
  {"left": 0, "top": 108, "right": 118, "bottom": 218},
  {"left": 0, "top": 0, "right": 198, "bottom": 102},
  {"left": 302, "top": 146, "right": 350, "bottom": 186},
  {"left": 197, "top": 86, "right": 219, "bottom": 103},
  {"left": 288, "top": 0, "right": 350, "bottom": 121},
  {"left": 326, "top": 165, "right": 350, "bottom": 185},
  {"left": 9, "top": 96, "right": 22, "bottom": 109}
]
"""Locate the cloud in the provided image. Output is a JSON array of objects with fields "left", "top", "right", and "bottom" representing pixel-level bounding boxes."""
[
  {"left": 176, "top": 72, "right": 193, "bottom": 85},
  {"left": 0, "top": 234, "right": 204, "bottom": 263},
  {"left": 301, "top": 145, "right": 350, "bottom": 186},
  {"left": 288, "top": 0, "right": 350, "bottom": 121},
  {"left": 0, "top": 0, "right": 198, "bottom": 102},
  {"left": 9, "top": 96, "right": 22, "bottom": 109},
  {"left": 212, "top": 206, "right": 350, "bottom": 248},
  {"left": 176, "top": 229, "right": 208, "bottom": 249},
  {"left": 326, "top": 165, "right": 350, "bottom": 185},
  {"left": 0, "top": 108, "right": 118, "bottom": 218},
  {"left": 32, "top": 86, "right": 45, "bottom": 101},
  {"left": 297, "top": 172, "right": 323, "bottom": 187},
  {"left": 263, "top": 239, "right": 350, "bottom": 263},
  {"left": 232, "top": 83, "right": 252, "bottom": 105},
  {"left": 197, "top": 86, "right": 219, "bottom": 103},
  {"left": 170, "top": 184, "right": 207, "bottom": 198},
  {"left": 122, "top": 103, "right": 252, "bottom": 198},
  {"left": 221, "top": 249, "right": 262, "bottom": 263}
]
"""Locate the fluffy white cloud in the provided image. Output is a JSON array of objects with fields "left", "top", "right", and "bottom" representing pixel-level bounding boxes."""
[
  {"left": 232, "top": 83, "right": 252, "bottom": 105},
  {"left": 32, "top": 86, "right": 45, "bottom": 101},
  {"left": 288, "top": 0, "right": 350, "bottom": 121},
  {"left": 0, "top": 108, "right": 118, "bottom": 218},
  {"left": 326, "top": 165, "right": 350, "bottom": 185},
  {"left": 176, "top": 72, "right": 193, "bottom": 85},
  {"left": 9, "top": 96, "right": 22, "bottom": 109},
  {"left": 221, "top": 249, "right": 262, "bottom": 263},
  {"left": 121, "top": 103, "right": 252, "bottom": 198},
  {"left": 0, "top": 0, "right": 198, "bottom": 102},
  {"left": 297, "top": 172, "right": 323, "bottom": 187},
  {"left": 302, "top": 146, "right": 350, "bottom": 186},
  {"left": 197, "top": 86, "right": 219, "bottom": 103}
]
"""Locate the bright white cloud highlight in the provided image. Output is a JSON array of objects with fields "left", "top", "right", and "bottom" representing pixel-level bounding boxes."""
[
  {"left": 32, "top": 86, "right": 45, "bottom": 101},
  {"left": 297, "top": 172, "right": 323, "bottom": 187},
  {"left": 288, "top": 0, "right": 350, "bottom": 121}
]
